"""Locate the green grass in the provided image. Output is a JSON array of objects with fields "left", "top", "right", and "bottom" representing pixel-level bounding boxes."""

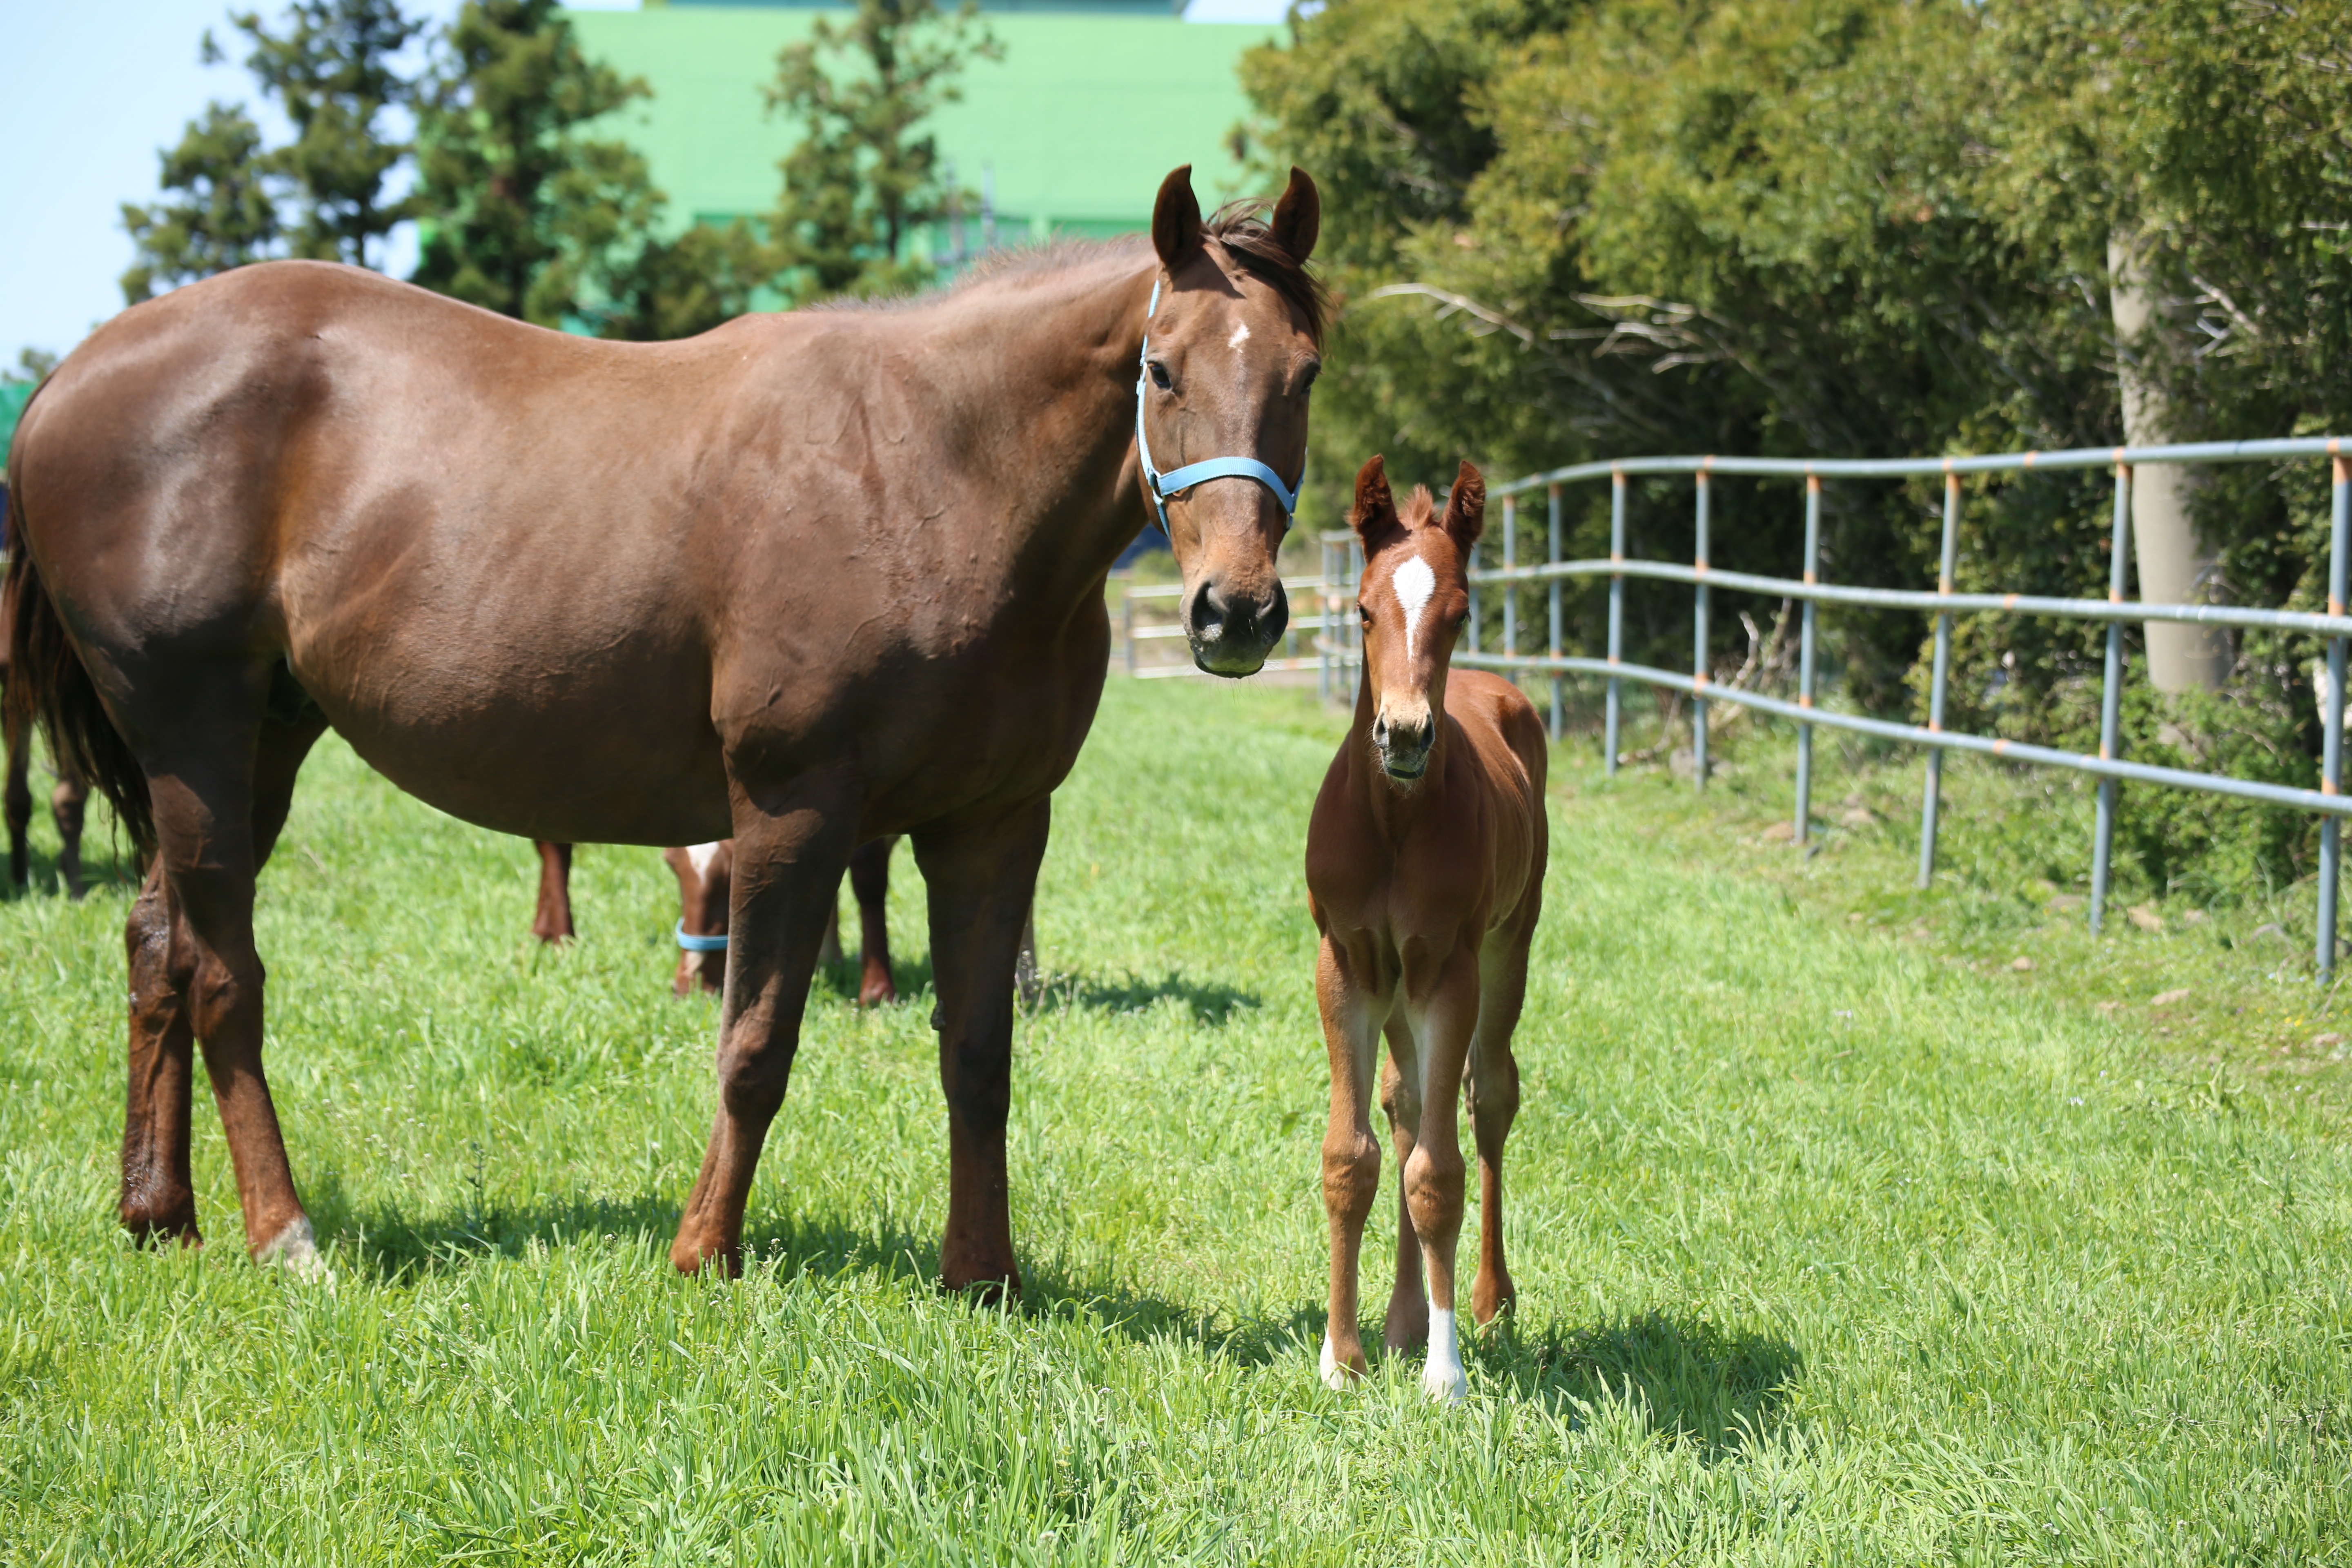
[{"left": 3, "top": 678, "right": 2349, "bottom": 1564}]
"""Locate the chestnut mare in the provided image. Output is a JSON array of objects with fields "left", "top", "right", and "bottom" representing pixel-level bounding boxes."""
[
  {"left": 1306, "top": 457, "right": 1547, "bottom": 1401},
  {"left": 6, "top": 165, "right": 1322, "bottom": 1293}
]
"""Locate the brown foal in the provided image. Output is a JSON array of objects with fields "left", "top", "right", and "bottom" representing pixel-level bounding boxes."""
[
  {"left": 1306, "top": 457, "right": 1548, "bottom": 1401},
  {"left": 7, "top": 165, "right": 1321, "bottom": 1291}
]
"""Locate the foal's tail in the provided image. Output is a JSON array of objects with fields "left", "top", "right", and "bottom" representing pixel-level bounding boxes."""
[{"left": 3, "top": 483, "right": 153, "bottom": 862}]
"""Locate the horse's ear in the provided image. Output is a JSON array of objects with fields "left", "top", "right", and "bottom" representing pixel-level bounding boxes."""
[
  {"left": 1352, "top": 455, "right": 1401, "bottom": 546},
  {"left": 1441, "top": 460, "right": 1487, "bottom": 552},
  {"left": 1154, "top": 166, "right": 1204, "bottom": 270},
  {"left": 1270, "top": 166, "right": 1319, "bottom": 264}
]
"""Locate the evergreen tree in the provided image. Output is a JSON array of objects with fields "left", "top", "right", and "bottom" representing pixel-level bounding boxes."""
[
  {"left": 766, "top": 0, "right": 1001, "bottom": 303},
  {"left": 408, "top": 0, "right": 660, "bottom": 327},
  {"left": 120, "top": 102, "right": 285, "bottom": 302},
  {"left": 227, "top": 0, "right": 425, "bottom": 266}
]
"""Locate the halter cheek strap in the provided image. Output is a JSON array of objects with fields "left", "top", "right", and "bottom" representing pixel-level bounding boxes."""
[
  {"left": 1134, "top": 279, "right": 1302, "bottom": 537},
  {"left": 675, "top": 920, "right": 728, "bottom": 954}
]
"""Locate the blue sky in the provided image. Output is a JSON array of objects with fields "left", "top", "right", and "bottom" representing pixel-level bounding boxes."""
[{"left": 0, "top": 0, "right": 1288, "bottom": 364}]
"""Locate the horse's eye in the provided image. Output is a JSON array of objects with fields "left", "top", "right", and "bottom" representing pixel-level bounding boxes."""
[
  {"left": 1358, "top": 604, "right": 1373, "bottom": 627},
  {"left": 1299, "top": 362, "right": 1321, "bottom": 395},
  {"left": 1148, "top": 361, "right": 1173, "bottom": 392}
]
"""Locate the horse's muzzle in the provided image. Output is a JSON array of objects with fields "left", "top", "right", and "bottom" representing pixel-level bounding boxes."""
[{"left": 1185, "top": 578, "right": 1289, "bottom": 677}]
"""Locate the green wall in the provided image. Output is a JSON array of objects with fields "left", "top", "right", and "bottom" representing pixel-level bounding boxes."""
[{"left": 566, "top": 4, "right": 1278, "bottom": 244}]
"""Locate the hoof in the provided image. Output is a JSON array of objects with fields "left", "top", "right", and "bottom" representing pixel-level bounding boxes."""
[
  {"left": 121, "top": 1195, "right": 201, "bottom": 1249},
  {"left": 1384, "top": 1293, "right": 1430, "bottom": 1352},
  {"left": 257, "top": 1215, "right": 334, "bottom": 1285},
  {"left": 1319, "top": 1335, "right": 1366, "bottom": 1391},
  {"left": 1471, "top": 1278, "right": 1517, "bottom": 1328},
  {"left": 669, "top": 1234, "right": 742, "bottom": 1278}
]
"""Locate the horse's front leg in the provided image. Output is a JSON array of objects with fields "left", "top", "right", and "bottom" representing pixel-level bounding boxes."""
[
  {"left": 1404, "top": 949, "right": 1481, "bottom": 1402},
  {"left": 530, "top": 842, "right": 574, "bottom": 943},
  {"left": 669, "top": 773, "right": 858, "bottom": 1276},
  {"left": 912, "top": 799, "right": 1050, "bottom": 1298},
  {"left": 1316, "top": 937, "right": 1385, "bottom": 1387}
]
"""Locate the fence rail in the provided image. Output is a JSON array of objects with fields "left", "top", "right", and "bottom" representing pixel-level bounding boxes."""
[{"left": 1454, "top": 437, "right": 2352, "bottom": 980}]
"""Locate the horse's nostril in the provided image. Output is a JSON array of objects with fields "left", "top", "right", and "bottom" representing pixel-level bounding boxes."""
[{"left": 1374, "top": 717, "right": 1389, "bottom": 745}]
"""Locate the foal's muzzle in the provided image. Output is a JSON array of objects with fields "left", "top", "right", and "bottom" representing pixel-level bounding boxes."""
[
  {"left": 1374, "top": 708, "right": 1434, "bottom": 781},
  {"left": 1184, "top": 578, "right": 1289, "bottom": 677}
]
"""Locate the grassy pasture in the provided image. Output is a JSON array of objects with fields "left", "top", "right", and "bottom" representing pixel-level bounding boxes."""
[{"left": 2, "top": 678, "right": 2349, "bottom": 1565}]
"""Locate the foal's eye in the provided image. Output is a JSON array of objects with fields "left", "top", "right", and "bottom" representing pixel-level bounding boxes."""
[
  {"left": 1358, "top": 604, "right": 1373, "bottom": 627},
  {"left": 1298, "top": 362, "right": 1322, "bottom": 395},
  {"left": 1148, "top": 361, "right": 1173, "bottom": 392}
]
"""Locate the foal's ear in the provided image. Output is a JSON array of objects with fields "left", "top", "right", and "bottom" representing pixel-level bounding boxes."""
[
  {"left": 1441, "top": 460, "right": 1487, "bottom": 552},
  {"left": 1154, "top": 166, "right": 1204, "bottom": 270},
  {"left": 1351, "top": 455, "right": 1401, "bottom": 546},
  {"left": 1271, "top": 166, "right": 1320, "bottom": 263}
]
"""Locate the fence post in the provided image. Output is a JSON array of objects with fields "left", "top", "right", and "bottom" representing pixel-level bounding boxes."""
[
  {"left": 2090, "top": 460, "right": 2131, "bottom": 935},
  {"left": 1318, "top": 537, "right": 1332, "bottom": 703},
  {"left": 1349, "top": 535, "right": 1365, "bottom": 694},
  {"left": 1692, "top": 468, "right": 1711, "bottom": 791},
  {"left": 1606, "top": 469, "right": 1626, "bottom": 775},
  {"left": 1548, "top": 483, "right": 1564, "bottom": 742},
  {"left": 1794, "top": 474, "right": 1820, "bottom": 844},
  {"left": 1918, "top": 469, "right": 1960, "bottom": 888},
  {"left": 1502, "top": 494, "right": 1518, "bottom": 669},
  {"left": 2319, "top": 450, "right": 2349, "bottom": 982},
  {"left": 1123, "top": 583, "right": 1136, "bottom": 677}
]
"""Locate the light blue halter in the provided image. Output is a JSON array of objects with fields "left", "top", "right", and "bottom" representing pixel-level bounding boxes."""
[
  {"left": 1134, "top": 279, "right": 1301, "bottom": 536},
  {"left": 674, "top": 920, "right": 728, "bottom": 954}
]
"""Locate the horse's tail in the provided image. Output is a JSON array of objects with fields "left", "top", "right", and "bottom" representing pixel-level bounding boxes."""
[{"left": 3, "top": 481, "right": 154, "bottom": 863}]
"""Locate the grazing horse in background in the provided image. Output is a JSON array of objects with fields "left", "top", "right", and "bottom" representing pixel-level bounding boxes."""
[
  {"left": 2, "top": 492, "right": 88, "bottom": 895},
  {"left": 669, "top": 835, "right": 908, "bottom": 1004},
  {"left": 7, "top": 163, "right": 1321, "bottom": 1294},
  {"left": 1306, "top": 457, "right": 1547, "bottom": 1402}
]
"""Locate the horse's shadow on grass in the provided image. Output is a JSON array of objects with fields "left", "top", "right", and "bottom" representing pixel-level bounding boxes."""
[
  {"left": 1486, "top": 1311, "right": 1805, "bottom": 1459},
  {"left": 316, "top": 1182, "right": 1313, "bottom": 1367},
  {"left": 1032, "top": 969, "right": 1264, "bottom": 1027},
  {"left": 312, "top": 1186, "right": 1796, "bottom": 1451}
]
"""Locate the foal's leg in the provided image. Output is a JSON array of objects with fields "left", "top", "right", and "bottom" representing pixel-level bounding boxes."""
[
  {"left": 670, "top": 773, "right": 858, "bottom": 1276},
  {"left": 51, "top": 769, "right": 86, "bottom": 898},
  {"left": 913, "top": 801, "right": 1049, "bottom": 1297},
  {"left": 120, "top": 861, "right": 199, "bottom": 1244},
  {"left": 1316, "top": 939, "right": 1385, "bottom": 1387},
  {"left": 848, "top": 835, "right": 897, "bottom": 1006},
  {"left": 1403, "top": 951, "right": 1481, "bottom": 1402},
  {"left": 1377, "top": 1023, "right": 1429, "bottom": 1352},
  {"left": 1464, "top": 938, "right": 1529, "bottom": 1327},
  {"left": 531, "top": 842, "right": 575, "bottom": 943}
]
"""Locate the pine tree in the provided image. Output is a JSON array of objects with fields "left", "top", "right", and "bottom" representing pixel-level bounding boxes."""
[
  {"left": 120, "top": 102, "right": 285, "bottom": 303},
  {"left": 409, "top": 0, "right": 661, "bottom": 327},
  {"left": 766, "top": 0, "right": 1002, "bottom": 303},
  {"left": 229, "top": 0, "right": 426, "bottom": 266}
]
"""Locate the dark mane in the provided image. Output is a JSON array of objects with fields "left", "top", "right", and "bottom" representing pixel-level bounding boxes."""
[
  {"left": 1205, "top": 198, "right": 1327, "bottom": 346},
  {"left": 806, "top": 196, "right": 1326, "bottom": 344}
]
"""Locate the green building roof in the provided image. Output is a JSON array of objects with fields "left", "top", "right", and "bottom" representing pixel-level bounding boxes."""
[{"left": 566, "top": 3, "right": 1278, "bottom": 246}]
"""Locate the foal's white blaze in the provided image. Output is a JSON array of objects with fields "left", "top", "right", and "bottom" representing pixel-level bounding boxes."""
[
  {"left": 1392, "top": 555, "right": 1436, "bottom": 659},
  {"left": 1423, "top": 1305, "right": 1465, "bottom": 1403},
  {"left": 1227, "top": 320, "right": 1251, "bottom": 351},
  {"left": 686, "top": 841, "right": 725, "bottom": 882}
]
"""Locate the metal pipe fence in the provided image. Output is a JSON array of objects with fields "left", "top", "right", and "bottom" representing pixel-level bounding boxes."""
[{"left": 1456, "top": 438, "right": 2352, "bottom": 980}]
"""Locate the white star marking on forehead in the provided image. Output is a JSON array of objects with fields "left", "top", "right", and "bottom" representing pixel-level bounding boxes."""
[
  {"left": 1227, "top": 321, "right": 1251, "bottom": 350},
  {"left": 1392, "top": 553, "right": 1436, "bottom": 659}
]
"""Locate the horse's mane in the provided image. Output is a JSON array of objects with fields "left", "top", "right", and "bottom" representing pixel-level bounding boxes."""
[
  {"left": 813, "top": 197, "right": 1327, "bottom": 345},
  {"left": 1399, "top": 486, "right": 1438, "bottom": 530}
]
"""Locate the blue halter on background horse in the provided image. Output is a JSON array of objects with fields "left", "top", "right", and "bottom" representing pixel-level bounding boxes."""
[{"left": 1135, "top": 281, "right": 1301, "bottom": 534}]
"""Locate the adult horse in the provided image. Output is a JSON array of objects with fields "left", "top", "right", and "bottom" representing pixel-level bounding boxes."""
[
  {"left": 6, "top": 165, "right": 1322, "bottom": 1292},
  {"left": 1, "top": 496, "right": 88, "bottom": 895}
]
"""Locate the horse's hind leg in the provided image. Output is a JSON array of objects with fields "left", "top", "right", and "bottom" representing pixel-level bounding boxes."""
[
  {"left": 849, "top": 835, "right": 896, "bottom": 1006},
  {"left": 124, "top": 682, "right": 324, "bottom": 1268},
  {"left": 531, "top": 842, "right": 575, "bottom": 943},
  {"left": 52, "top": 768, "right": 86, "bottom": 898},
  {"left": 4, "top": 713, "right": 28, "bottom": 886},
  {"left": 1464, "top": 936, "right": 1530, "bottom": 1327}
]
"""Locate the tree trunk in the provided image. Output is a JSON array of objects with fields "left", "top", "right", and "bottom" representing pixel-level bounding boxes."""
[{"left": 2109, "top": 232, "right": 2230, "bottom": 693}]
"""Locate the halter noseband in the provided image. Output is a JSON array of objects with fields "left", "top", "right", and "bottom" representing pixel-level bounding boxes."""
[
  {"left": 1134, "top": 278, "right": 1301, "bottom": 537},
  {"left": 674, "top": 920, "right": 728, "bottom": 954}
]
